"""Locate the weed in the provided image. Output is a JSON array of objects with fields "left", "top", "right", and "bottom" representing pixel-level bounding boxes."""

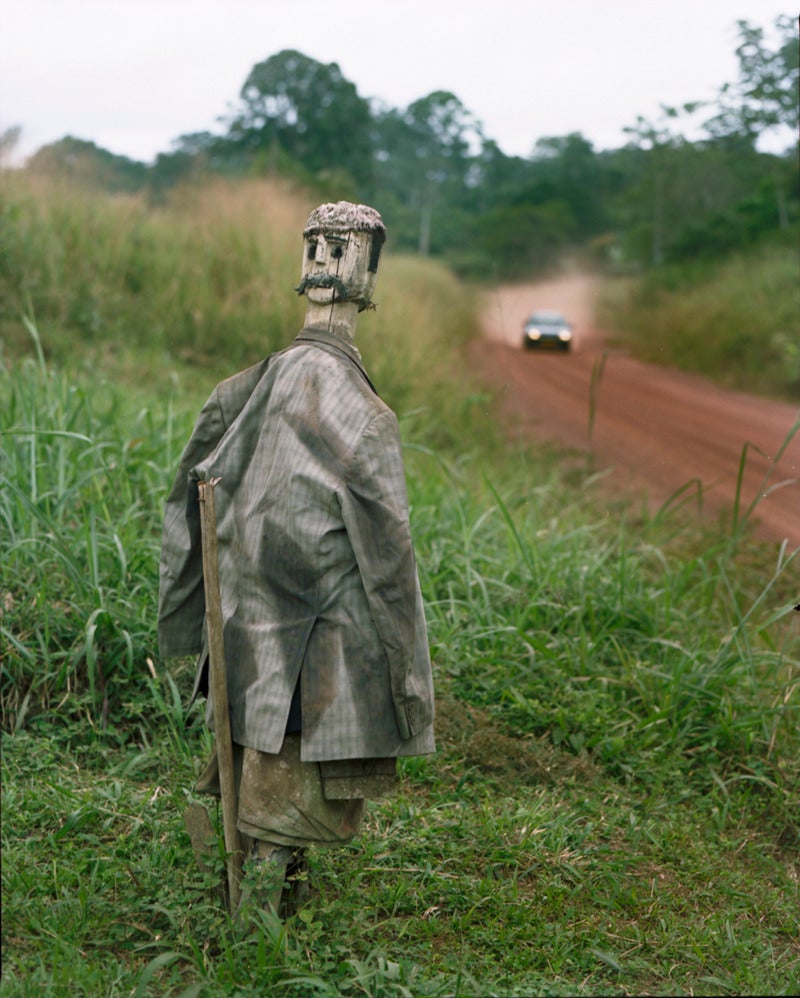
[
  {"left": 2, "top": 174, "right": 798, "bottom": 996},
  {"left": 598, "top": 244, "right": 800, "bottom": 400}
]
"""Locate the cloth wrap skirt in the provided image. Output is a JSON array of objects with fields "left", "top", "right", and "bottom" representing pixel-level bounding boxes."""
[{"left": 196, "top": 735, "right": 397, "bottom": 849}]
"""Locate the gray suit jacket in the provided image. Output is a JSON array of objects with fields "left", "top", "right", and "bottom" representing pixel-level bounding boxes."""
[{"left": 158, "top": 326, "right": 435, "bottom": 761}]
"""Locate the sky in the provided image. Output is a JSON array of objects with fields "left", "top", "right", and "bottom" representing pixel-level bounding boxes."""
[{"left": 0, "top": 0, "right": 794, "bottom": 166}]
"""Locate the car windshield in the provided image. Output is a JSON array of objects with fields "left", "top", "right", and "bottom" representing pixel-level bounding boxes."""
[{"left": 528, "top": 311, "right": 567, "bottom": 325}]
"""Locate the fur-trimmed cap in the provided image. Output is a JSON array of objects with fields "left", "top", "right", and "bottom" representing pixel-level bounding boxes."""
[{"left": 303, "top": 201, "right": 386, "bottom": 244}]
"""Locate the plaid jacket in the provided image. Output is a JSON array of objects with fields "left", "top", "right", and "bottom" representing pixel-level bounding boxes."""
[{"left": 158, "top": 326, "right": 435, "bottom": 761}]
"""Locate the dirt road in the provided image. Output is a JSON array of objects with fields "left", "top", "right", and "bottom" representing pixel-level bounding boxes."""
[{"left": 473, "top": 274, "right": 799, "bottom": 548}]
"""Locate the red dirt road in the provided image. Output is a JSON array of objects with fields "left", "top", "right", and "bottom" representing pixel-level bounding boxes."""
[{"left": 474, "top": 275, "right": 799, "bottom": 548}]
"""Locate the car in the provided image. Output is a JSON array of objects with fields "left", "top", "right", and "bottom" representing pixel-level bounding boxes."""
[{"left": 522, "top": 310, "right": 573, "bottom": 351}]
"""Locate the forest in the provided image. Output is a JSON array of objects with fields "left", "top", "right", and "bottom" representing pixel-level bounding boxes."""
[
  {"left": 1, "top": 13, "right": 799, "bottom": 997},
  {"left": 13, "top": 14, "right": 798, "bottom": 282}
]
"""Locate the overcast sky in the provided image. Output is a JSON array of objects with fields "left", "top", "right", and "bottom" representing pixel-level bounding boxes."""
[{"left": 0, "top": 0, "right": 793, "bottom": 166}]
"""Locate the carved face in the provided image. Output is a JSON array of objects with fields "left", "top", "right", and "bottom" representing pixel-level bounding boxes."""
[{"left": 298, "top": 229, "right": 377, "bottom": 311}]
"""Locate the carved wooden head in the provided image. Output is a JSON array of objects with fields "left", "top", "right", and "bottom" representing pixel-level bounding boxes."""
[{"left": 297, "top": 201, "right": 386, "bottom": 312}]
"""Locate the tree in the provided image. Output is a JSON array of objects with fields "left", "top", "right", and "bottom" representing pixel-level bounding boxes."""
[
  {"left": 476, "top": 200, "right": 577, "bottom": 279},
  {"left": 225, "top": 50, "right": 374, "bottom": 189},
  {"left": 615, "top": 15, "right": 799, "bottom": 267},
  {"left": 25, "top": 137, "right": 148, "bottom": 192},
  {"left": 528, "top": 133, "right": 608, "bottom": 236},
  {"left": 703, "top": 14, "right": 799, "bottom": 147},
  {"left": 0, "top": 125, "right": 22, "bottom": 166},
  {"left": 620, "top": 116, "right": 690, "bottom": 265},
  {"left": 372, "top": 91, "right": 483, "bottom": 254},
  {"left": 405, "top": 91, "right": 483, "bottom": 254}
]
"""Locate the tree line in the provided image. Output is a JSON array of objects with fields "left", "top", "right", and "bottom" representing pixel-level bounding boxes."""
[{"left": 19, "top": 14, "right": 799, "bottom": 281}]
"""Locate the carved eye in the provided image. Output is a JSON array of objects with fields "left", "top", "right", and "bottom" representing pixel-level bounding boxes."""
[
  {"left": 332, "top": 245, "right": 343, "bottom": 259},
  {"left": 307, "top": 240, "right": 317, "bottom": 260}
]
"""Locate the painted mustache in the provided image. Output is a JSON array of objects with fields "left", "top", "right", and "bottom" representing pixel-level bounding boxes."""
[{"left": 295, "top": 274, "right": 349, "bottom": 299}]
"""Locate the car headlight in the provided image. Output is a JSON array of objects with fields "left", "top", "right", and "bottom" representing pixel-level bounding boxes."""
[
  {"left": 526, "top": 328, "right": 541, "bottom": 339},
  {"left": 558, "top": 328, "right": 572, "bottom": 341}
]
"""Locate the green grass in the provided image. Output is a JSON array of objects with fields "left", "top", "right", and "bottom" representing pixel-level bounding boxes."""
[
  {"left": 598, "top": 242, "right": 800, "bottom": 400},
  {"left": 2, "top": 701, "right": 798, "bottom": 996},
  {"left": 0, "top": 173, "right": 308, "bottom": 379},
  {"left": 3, "top": 341, "right": 798, "bottom": 996},
  {"left": 0, "top": 322, "right": 169, "bottom": 731},
  {"left": 2, "top": 173, "right": 799, "bottom": 996}
]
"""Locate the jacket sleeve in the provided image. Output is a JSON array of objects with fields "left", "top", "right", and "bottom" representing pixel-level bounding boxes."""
[
  {"left": 157, "top": 356, "right": 273, "bottom": 658},
  {"left": 157, "top": 390, "right": 227, "bottom": 658},
  {"left": 340, "top": 410, "right": 433, "bottom": 739}
]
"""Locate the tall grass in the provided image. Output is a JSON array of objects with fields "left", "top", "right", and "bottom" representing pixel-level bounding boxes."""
[
  {"left": 364, "top": 255, "right": 484, "bottom": 450},
  {"left": 2, "top": 171, "right": 799, "bottom": 996},
  {"left": 0, "top": 321, "right": 172, "bottom": 732},
  {"left": 0, "top": 169, "right": 487, "bottom": 732},
  {"left": 598, "top": 243, "right": 800, "bottom": 400},
  {"left": 0, "top": 172, "right": 483, "bottom": 435},
  {"left": 4, "top": 330, "right": 797, "bottom": 794},
  {"left": 3, "top": 347, "right": 798, "bottom": 993},
  {"left": 0, "top": 173, "right": 309, "bottom": 377},
  {"left": 2, "top": 170, "right": 796, "bottom": 797},
  {"left": 406, "top": 443, "right": 799, "bottom": 802}
]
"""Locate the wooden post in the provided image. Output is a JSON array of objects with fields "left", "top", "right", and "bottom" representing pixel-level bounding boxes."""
[{"left": 197, "top": 478, "right": 243, "bottom": 915}]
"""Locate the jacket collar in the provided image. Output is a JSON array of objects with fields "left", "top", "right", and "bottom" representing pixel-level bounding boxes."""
[{"left": 293, "top": 325, "right": 378, "bottom": 395}]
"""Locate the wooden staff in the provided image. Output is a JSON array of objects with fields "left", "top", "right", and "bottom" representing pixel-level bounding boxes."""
[{"left": 197, "top": 478, "right": 243, "bottom": 914}]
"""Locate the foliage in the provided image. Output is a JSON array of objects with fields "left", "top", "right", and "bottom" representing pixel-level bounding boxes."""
[
  {"left": 14, "top": 15, "right": 797, "bottom": 284},
  {"left": 0, "top": 180, "right": 486, "bottom": 732},
  {"left": 0, "top": 324, "right": 170, "bottom": 732},
  {"left": 413, "top": 445, "right": 799, "bottom": 797},
  {"left": 2, "top": 348, "right": 798, "bottom": 994},
  {"left": 4, "top": 321, "right": 797, "bottom": 794},
  {"left": 3, "top": 718, "right": 799, "bottom": 996},
  {"left": 615, "top": 14, "right": 799, "bottom": 269},
  {"left": 371, "top": 91, "right": 485, "bottom": 256},
  {"left": 1, "top": 170, "right": 799, "bottom": 996},
  {"left": 666, "top": 153, "right": 798, "bottom": 260},
  {"left": 598, "top": 242, "right": 800, "bottom": 400},
  {"left": 25, "top": 136, "right": 149, "bottom": 193},
  {"left": 703, "top": 13, "right": 799, "bottom": 143},
  {"left": 0, "top": 172, "right": 309, "bottom": 377},
  {"left": 225, "top": 49, "right": 375, "bottom": 191}
]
